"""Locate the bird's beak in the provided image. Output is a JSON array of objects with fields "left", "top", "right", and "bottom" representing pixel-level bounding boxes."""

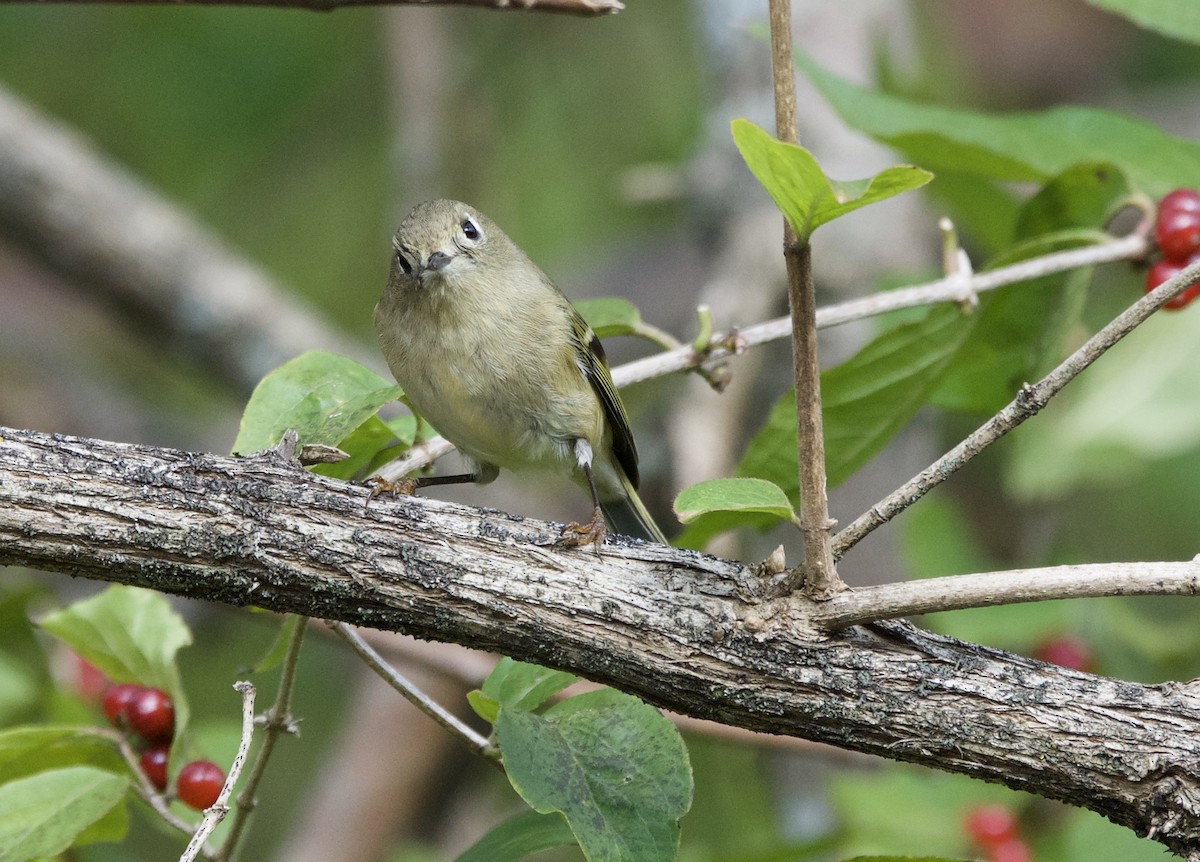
[{"left": 425, "top": 251, "right": 452, "bottom": 272}]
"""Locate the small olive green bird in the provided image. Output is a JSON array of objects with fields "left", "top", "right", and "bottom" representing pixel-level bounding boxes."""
[{"left": 374, "top": 199, "right": 666, "bottom": 545}]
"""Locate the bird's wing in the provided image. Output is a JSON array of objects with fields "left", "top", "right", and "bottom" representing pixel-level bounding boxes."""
[{"left": 568, "top": 308, "right": 639, "bottom": 489}]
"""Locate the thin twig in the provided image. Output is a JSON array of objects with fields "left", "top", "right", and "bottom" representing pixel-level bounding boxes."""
[
  {"left": 813, "top": 559, "right": 1200, "bottom": 631},
  {"left": 95, "top": 727, "right": 206, "bottom": 844},
  {"left": 618, "top": 230, "right": 1151, "bottom": 387},
  {"left": 330, "top": 621, "right": 499, "bottom": 761},
  {"left": 768, "top": 0, "right": 840, "bottom": 597},
  {"left": 217, "top": 616, "right": 309, "bottom": 862},
  {"left": 180, "top": 682, "right": 256, "bottom": 862},
  {"left": 832, "top": 256, "right": 1200, "bottom": 558},
  {"left": 375, "top": 232, "right": 1149, "bottom": 483}
]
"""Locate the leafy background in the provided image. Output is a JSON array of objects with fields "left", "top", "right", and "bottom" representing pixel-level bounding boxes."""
[{"left": 2, "top": 1, "right": 1200, "bottom": 860}]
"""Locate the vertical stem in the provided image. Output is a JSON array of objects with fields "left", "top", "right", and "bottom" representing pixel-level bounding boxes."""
[
  {"left": 768, "top": 0, "right": 798, "bottom": 147},
  {"left": 783, "top": 243, "right": 839, "bottom": 595},
  {"left": 217, "top": 615, "right": 310, "bottom": 862},
  {"left": 768, "top": 0, "right": 842, "bottom": 597}
]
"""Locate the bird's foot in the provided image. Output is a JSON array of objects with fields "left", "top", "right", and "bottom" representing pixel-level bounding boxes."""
[
  {"left": 365, "top": 475, "right": 420, "bottom": 503},
  {"left": 556, "top": 506, "right": 606, "bottom": 549}
]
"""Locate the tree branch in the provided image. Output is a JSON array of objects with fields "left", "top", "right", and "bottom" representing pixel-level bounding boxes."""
[
  {"left": 768, "top": 0, "right": 840, "bottom": 597},
  {"left": 833, "top": 255, "right": 1200, "bottom": 558},
  {"left": 377, "top": 231, "right": 1151, "bottom": 483},
  {"left": 3, "top": 426, "right": 1200, "bottom": 856},
  {"left": 612, "top": 230, "right": 1149, "bottom": 389},
  {"left": 818, "top": 561, "right": 1200, "bottom": 629}
]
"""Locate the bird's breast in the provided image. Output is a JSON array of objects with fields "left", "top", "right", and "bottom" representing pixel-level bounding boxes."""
[{"left": 378, "top": 292, "right": 602, "bottom": 473}]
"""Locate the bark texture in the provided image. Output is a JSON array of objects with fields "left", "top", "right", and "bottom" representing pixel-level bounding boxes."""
[{"left": 2, "top": 425, "right": 1199, "bottom": 856}]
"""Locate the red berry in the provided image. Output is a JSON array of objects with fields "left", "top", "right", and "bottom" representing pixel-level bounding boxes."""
[
  {"left": 139, "top": 744, "right": 170, "bottom": 791},
  {"left": 176, "top": 760, "right": 225, "bottom": 810},
  {"left": 988, "top": 837, "right": 1033, "bottom": 862},
  {"left": 1155, "top": 208, "right": 1200, "bottom": 260},
  {"left": 125, "top": 688, "right": 175, "bottom": 744},
  {"left": 1032, "top": 635, "right": 1094, "bottom": 673},
  {"left": 102, "top": 684, "right": 141, "bottom": 726},
  {"left": 964, "top": 804, "right": 1019, "bottom": 847},
  {"left": 1145, "top": 255, "right": 1200, "bottom": 310},
  {"left": 1158, "top": 188, "right": 1200, "bottom": 218}
]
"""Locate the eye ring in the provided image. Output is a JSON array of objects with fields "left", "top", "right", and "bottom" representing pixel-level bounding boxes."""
[
  {"left": 461, "top": 218, "right": 481, "bottom": 241},
  {"left": 394, "top": 250, "right": 413, "bottom": 275}
]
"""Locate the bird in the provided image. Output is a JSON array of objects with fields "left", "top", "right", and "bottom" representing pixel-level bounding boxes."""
[{"left": 373, "top": 199, "right": 665, "bottom": 546}]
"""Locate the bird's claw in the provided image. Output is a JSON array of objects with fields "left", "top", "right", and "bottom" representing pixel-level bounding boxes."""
[
  {"left": 555, "top": 507, "right": 606, "bottom": 549},
  {"left": 366, "top": 476, "right": 420, "bottom": 503}
]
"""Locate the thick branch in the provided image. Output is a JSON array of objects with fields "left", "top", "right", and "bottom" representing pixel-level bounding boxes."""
[{"left": 2, "top": 426, "right": 1199, "bottom": 856}]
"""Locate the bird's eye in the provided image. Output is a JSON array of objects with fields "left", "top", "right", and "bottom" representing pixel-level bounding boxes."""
[
  {"left": 461, "top": 218, "right": 481, "bottom": 241},
  {"left": 394, "top": 250, "right": 413, "bottom": 275}
]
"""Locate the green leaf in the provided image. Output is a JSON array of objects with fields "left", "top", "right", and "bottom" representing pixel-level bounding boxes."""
[
  {"left": 454, "top": 810, "right": 577, "bottom": 862},
  {"left": 731, "top": 119, "right": 931, "bottom": 242},
  {"left": 0, "top": 766, "right": 129, "bottom": 862},
  {"left": 39, "top": 587, "right": 189, "bottom": 695},
  {"left": 385, "top": 414, "right": 418, "bottom": 448},
  {"left": 739, "top": 305, "right": 974, "bottom": 501},
  {"left": 681, "top": 164, "right": 1134, "bottom": 548},
  {"left": 935, "top": 163, "right": 1134, "bottom": 413},
  {"left": 925, "top": 169, "right": 1020, "bottom": 257},
  {"left": 1012, "top": 162, "right": 1136, "bottom": 238},
  {"left": 796, "top": 51, "right": 1200, "bottom": 196},
  {"left": 246, "top": 614, "right": 304, "bottom": 674},
  {"left": 0, "top": 727, "right": 126, "bottom": 784},
  {"left": 496, "top": 688, "right": 692, "bottom": 862},
  {"left": 1085, "top": 0, "right": 1200, "bottom": 44},
  {"left": 70, "top": 796, "right": 129, "bottom": 848},
  {"left": 481, "top": 658, "right": 577, "bottom": 713},
  {"left": 822, "top": 306, "right": 975, "bottom": 483},
  {"left": 673, "top": 478, "right": 796, "bottom": 525},
  {"left": 38, "top": 586, "right": 191, "bottom": 764},
  {"left": 1008, "top": 310, "right": 1200, "bottom": 500},
  {"left": 309, "top": 414, "right": 401, "bottom": 481},
  {"left": 466, "top": 690, "right": 500, "bottom": 724},
  {"left": 574, "top": 297, "right": 643, "bottom": 339},
  {"left": 233, "top": 350, "right": 402, "bottom": 455},
  {"left": 672, "top": 509, "right": 782, "bottom": 552}
]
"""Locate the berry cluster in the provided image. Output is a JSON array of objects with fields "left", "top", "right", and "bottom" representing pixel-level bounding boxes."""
[
  {"left": 1147, "top": 188, "right": 1200, "bottom": 310},
  {"left": 95, "top": 672, "right": 225, "bottom": 811},
  {"left": 964, "top": 805, "right": 1032, "bottom": 862}
]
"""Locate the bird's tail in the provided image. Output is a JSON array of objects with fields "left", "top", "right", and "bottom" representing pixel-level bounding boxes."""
[{"left": 601, "top": 471, "right": 668, "bottom": 544}]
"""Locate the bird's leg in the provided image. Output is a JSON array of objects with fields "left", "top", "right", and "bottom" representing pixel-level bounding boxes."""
[
  {"left": 367, "top": 471, "right": 478, "bottom": 500},
  {"left": 556, "top": 440, "right": 606, "bottom": 548}
]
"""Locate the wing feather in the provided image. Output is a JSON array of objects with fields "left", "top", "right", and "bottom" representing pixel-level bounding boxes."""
[{"left": 568, "top": 310, "right": 639, "bottom": 489}]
